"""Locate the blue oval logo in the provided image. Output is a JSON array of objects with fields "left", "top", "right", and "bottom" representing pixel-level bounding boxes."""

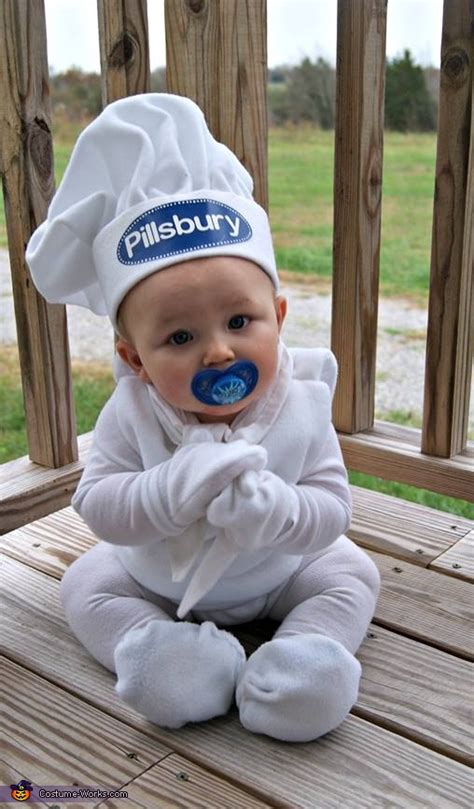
[{"left": 117, "top": 198, "right": 252, "bottom": 265}]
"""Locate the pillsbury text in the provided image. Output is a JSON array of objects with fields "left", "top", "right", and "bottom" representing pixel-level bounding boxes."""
[{"left": 117, "top": 199, "right": 252, "bottom": 265}]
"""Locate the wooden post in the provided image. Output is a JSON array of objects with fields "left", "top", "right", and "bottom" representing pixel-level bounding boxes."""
[
  {"left": 97, "top": 0, "right": 150, "bottom": 105},
  {"left": 422, "top": 0, "right": 473, "bottom": 458},
  {"left": 0, "top": 0, "right": 78, "bottom": 467},
  {"left": 164, "top": 0, "right": 268, "bottom": 210},
  {"left": 331, "top": 0, "right": 387, "bottom": 434}
]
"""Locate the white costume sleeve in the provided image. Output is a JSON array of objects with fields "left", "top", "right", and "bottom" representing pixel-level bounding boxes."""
[
  {"left": 206, "top": 423, "right": 351, "bottom": 555},
  {"left": 72, "top": 395, "right": 267, "bottom": 547}
]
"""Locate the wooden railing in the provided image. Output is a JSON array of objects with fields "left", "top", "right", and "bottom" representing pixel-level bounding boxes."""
[{"left": 0, "top": 0, "right": 472, "bottom": 531}]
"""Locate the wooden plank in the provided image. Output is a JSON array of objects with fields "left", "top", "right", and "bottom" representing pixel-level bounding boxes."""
[
  {"left": 0, "top": 762, "right": 49, "bottom": 809},
  {"left": 98, "top": 753, "right": 275, "bottom": 809},
  {"left": 356, "top": 626, "right": 473, "bottom": 764},
  {"left": 0, "top": 0, "right": 77, "bottom": 467},
  {"left": 165, "top": 0, "right": 268, "bottom": 209},
  {"left": 1, "top": 657, "right": 170, "bottom": 787},
  {"left": 350, "top": 485, "right": 471, "bottom": 563},
  {"left": 235, "top": 621, "right": 474, "bottom": 766},
  {"left": 430, "top": 530, "right": 474, "bottom": 582},
  {"left": 0, "top": 432, "right": 92, "bottom": 534},
  {"left": 422, "top": 0, "right": 473, "bottom": 457},
  {"left": 340, "top": 421, "right": 474, "bottom": 501},
  {"left": 98, "top": 0, "right": 150, "bottom": 104},
  {"left": 369, "top": 550, "right": 474, "bottom": 659},
  {"left": 0, "top": 558, "right": 469, "bottom": 807},
  {"left": 1, "top": 657, "right": 270, "bottom": 809},
  {"left": 0, "top": 506, "right": 95, "bottom": 576},
  {"left": 331, "top": 0, "right": 387, "bottom": 433}
]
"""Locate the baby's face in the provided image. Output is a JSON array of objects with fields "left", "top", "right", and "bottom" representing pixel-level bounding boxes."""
[{"left": 117, "top": 256, "right": 287, "bottom": 423}]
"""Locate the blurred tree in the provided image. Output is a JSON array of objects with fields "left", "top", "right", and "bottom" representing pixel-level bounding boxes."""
[
  {"left": 285, "top": 57, "right": 335, "bottom": 128},
  {"left": 385, "top": 50, "right": 437, "bottom": 131},
  {"left": 50, "top": 68, "right": 101, "bottom": 121}
]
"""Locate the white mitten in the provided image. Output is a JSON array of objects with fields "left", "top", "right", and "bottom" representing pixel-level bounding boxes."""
[
  {"left": 165, "top": 439, "right": 268, "bottom": 528},
  {"left": 206, "top": 468, "right": 300, "bottom": 551}
]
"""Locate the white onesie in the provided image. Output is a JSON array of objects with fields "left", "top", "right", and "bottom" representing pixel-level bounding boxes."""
[{"left": 72, "top": 343, "right": 352, "bottom": 618}]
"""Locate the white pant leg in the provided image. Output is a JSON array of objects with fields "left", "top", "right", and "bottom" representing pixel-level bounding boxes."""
[
  {"left": 61, "top": 542, "right": 246, "bottom": 727},
  {"left": 60, "top": 541, "right": 177, "bottom": 671},
  {"left": 235, "top": 537, "right": 380, "bottom": 741},
  {"left": 267, "top": 535, "right": 380, "bottom": 653}
]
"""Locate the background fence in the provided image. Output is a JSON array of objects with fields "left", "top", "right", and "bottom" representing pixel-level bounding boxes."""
[{"left": 0, "top": 0, "right": 472, "bottom": 529}]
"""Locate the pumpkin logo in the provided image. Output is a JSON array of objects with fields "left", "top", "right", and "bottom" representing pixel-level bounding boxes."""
[{"left": 10, "top": 780, "right": 33, "bottom": 801}]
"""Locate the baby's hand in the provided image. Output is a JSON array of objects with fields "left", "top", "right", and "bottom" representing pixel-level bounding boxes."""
[
  {"left": 206, "top": 469, "right": 296, "bottom": 551},
  {"left": 167, "top": 440, "right": 267, "bottom": 527}
]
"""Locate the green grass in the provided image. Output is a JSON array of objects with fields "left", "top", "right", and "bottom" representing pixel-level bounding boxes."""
[
  {"left": 0, "top": 347, "right": 115, "bottom": 464},
  {"left": 268, "top": 127, "right": 436, "bottom": 300},
  {"left": 348, "top": 470, "right": 473, "bottom": 520}
]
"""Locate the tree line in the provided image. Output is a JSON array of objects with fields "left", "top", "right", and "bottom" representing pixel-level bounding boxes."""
[{"left": 49, "top": 49, "right": 438, "bottom": 132}]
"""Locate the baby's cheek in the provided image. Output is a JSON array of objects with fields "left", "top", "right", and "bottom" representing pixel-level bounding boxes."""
[{"left": 161, "top": 370, "right": 192, "bottom": 404}]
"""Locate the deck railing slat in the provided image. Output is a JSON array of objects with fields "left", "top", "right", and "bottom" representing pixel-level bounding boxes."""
[
  {"left": 422, "top": 0, "right": 473, "bottom": 458},
  {"left": 331, "top": 0, "right": 387, "bottom": 434},
  {"left": 164, "top": 0, "right": 268, "bottom": 210},
  {"left": 97, "top": 0, "right": 150, "bottom": 105},
  {"left": 0, "top": 0, "right": 77, "bottom": 468}
]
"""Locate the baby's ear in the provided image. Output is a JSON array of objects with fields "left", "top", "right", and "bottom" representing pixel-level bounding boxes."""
[
  {"left": 275, "top": 295, "right": 288, "bottom": 332},
  {"left": 116, "top": 339, "right": 151, "bottom": 384}
]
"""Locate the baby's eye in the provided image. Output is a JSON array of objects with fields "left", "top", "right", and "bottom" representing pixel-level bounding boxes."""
[
  {"left": 169, "top": 330, "right": 193, "bottom": 346},
  {"left": 228, "top": 315, "right": 249, "bottom": 330}
]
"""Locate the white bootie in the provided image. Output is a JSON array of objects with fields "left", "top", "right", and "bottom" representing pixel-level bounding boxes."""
[
  {"left": 236, "top": 634, "right": 361, "bottom": 742},
  {"left": 114, "top": 620, "right": 246, "bottom": 728}
]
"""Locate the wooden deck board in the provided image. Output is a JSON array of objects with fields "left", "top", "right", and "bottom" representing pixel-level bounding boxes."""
[
  {"left": 1, "top": 657, "right": 170, "bottom": 784},
  {"left": 97, "top": 754, "right": 276, "bottom": 809},
  {"left": 349, "top": 485, "right": 471, "bottom": 563},
  {"left": 1, "top": 552, "right": 473, "bottom": 806},
  {"left": 2, "top": 659, "right": 271, "bottom": 809},
  {"left": 368, "top": 550, "right": 474, "bottom": 658},
  {"left": 430, "top": 530, "right": 474, "bottom": 582},
  {"left": 356, "top": 627, "right": 473, "bottom": 763},
  {"left": 1, "top": 484, "right": 473, "bottom": 808}
]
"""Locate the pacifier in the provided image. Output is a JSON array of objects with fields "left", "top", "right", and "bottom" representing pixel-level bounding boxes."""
[{"left": 191, "top": 361, "right": 258, "bottom": 406}]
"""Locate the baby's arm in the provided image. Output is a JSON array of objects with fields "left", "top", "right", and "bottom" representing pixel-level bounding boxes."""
[
  {"left": 73, "top": 397, "right": 266, "bottom": 546},
  {"left": 206, "top": 424, "right": 351, "bottom": 555}
]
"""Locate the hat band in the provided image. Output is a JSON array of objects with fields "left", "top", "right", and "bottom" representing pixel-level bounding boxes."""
[{"left": 117, "top": 198, "right": 253, "bottom": 266}]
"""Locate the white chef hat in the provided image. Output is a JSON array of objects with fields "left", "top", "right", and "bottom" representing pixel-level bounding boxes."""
[{"left": 26, "top": 93, "right": 278, "bottom": 328}]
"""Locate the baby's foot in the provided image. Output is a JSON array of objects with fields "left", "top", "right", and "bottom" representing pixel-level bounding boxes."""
[
  {"left": 114, "top": 619, "right": 246, "bottom": 728},
  {"left": 236, "top": 633, "right": 361, "bottom": 742}
]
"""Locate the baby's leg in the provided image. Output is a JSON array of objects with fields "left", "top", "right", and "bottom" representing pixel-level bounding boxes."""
[
  {"left": 60, "top": 542, "right": 245, "bottom": 727},
  {"left": 236, "top": 536, "right": 380, "bottom": 742}
]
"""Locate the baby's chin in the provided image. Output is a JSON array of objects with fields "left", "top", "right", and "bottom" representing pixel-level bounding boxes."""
[{"left": 194, "top": 402, "right": 249, "bottom": 424}]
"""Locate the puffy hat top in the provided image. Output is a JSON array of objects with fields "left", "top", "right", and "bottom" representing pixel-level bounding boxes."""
[{"left": 26, "top": 93, "right": 277, "bottom": 327}]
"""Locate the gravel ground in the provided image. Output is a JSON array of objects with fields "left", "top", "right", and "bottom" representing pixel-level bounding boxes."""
[{"left": 1, "top": 248, "right": 472, "bottom": 430}]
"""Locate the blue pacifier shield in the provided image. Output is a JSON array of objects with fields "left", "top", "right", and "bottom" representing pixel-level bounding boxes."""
[{"left": 191, "top": 361, "right": 258, "bottom": 406}]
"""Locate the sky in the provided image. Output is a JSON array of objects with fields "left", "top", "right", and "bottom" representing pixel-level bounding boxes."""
[{"left": 44, "top": 0, "right": 444, "bottom": 74}]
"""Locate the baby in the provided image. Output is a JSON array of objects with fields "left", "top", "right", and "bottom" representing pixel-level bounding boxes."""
[{"left": 26, "top": 93, "right": 380, "bottom": 742}]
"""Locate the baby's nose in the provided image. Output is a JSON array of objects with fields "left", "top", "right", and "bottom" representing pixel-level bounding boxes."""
[{"left": 202, "top": 337, "right": 235, "bottom": 367}]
